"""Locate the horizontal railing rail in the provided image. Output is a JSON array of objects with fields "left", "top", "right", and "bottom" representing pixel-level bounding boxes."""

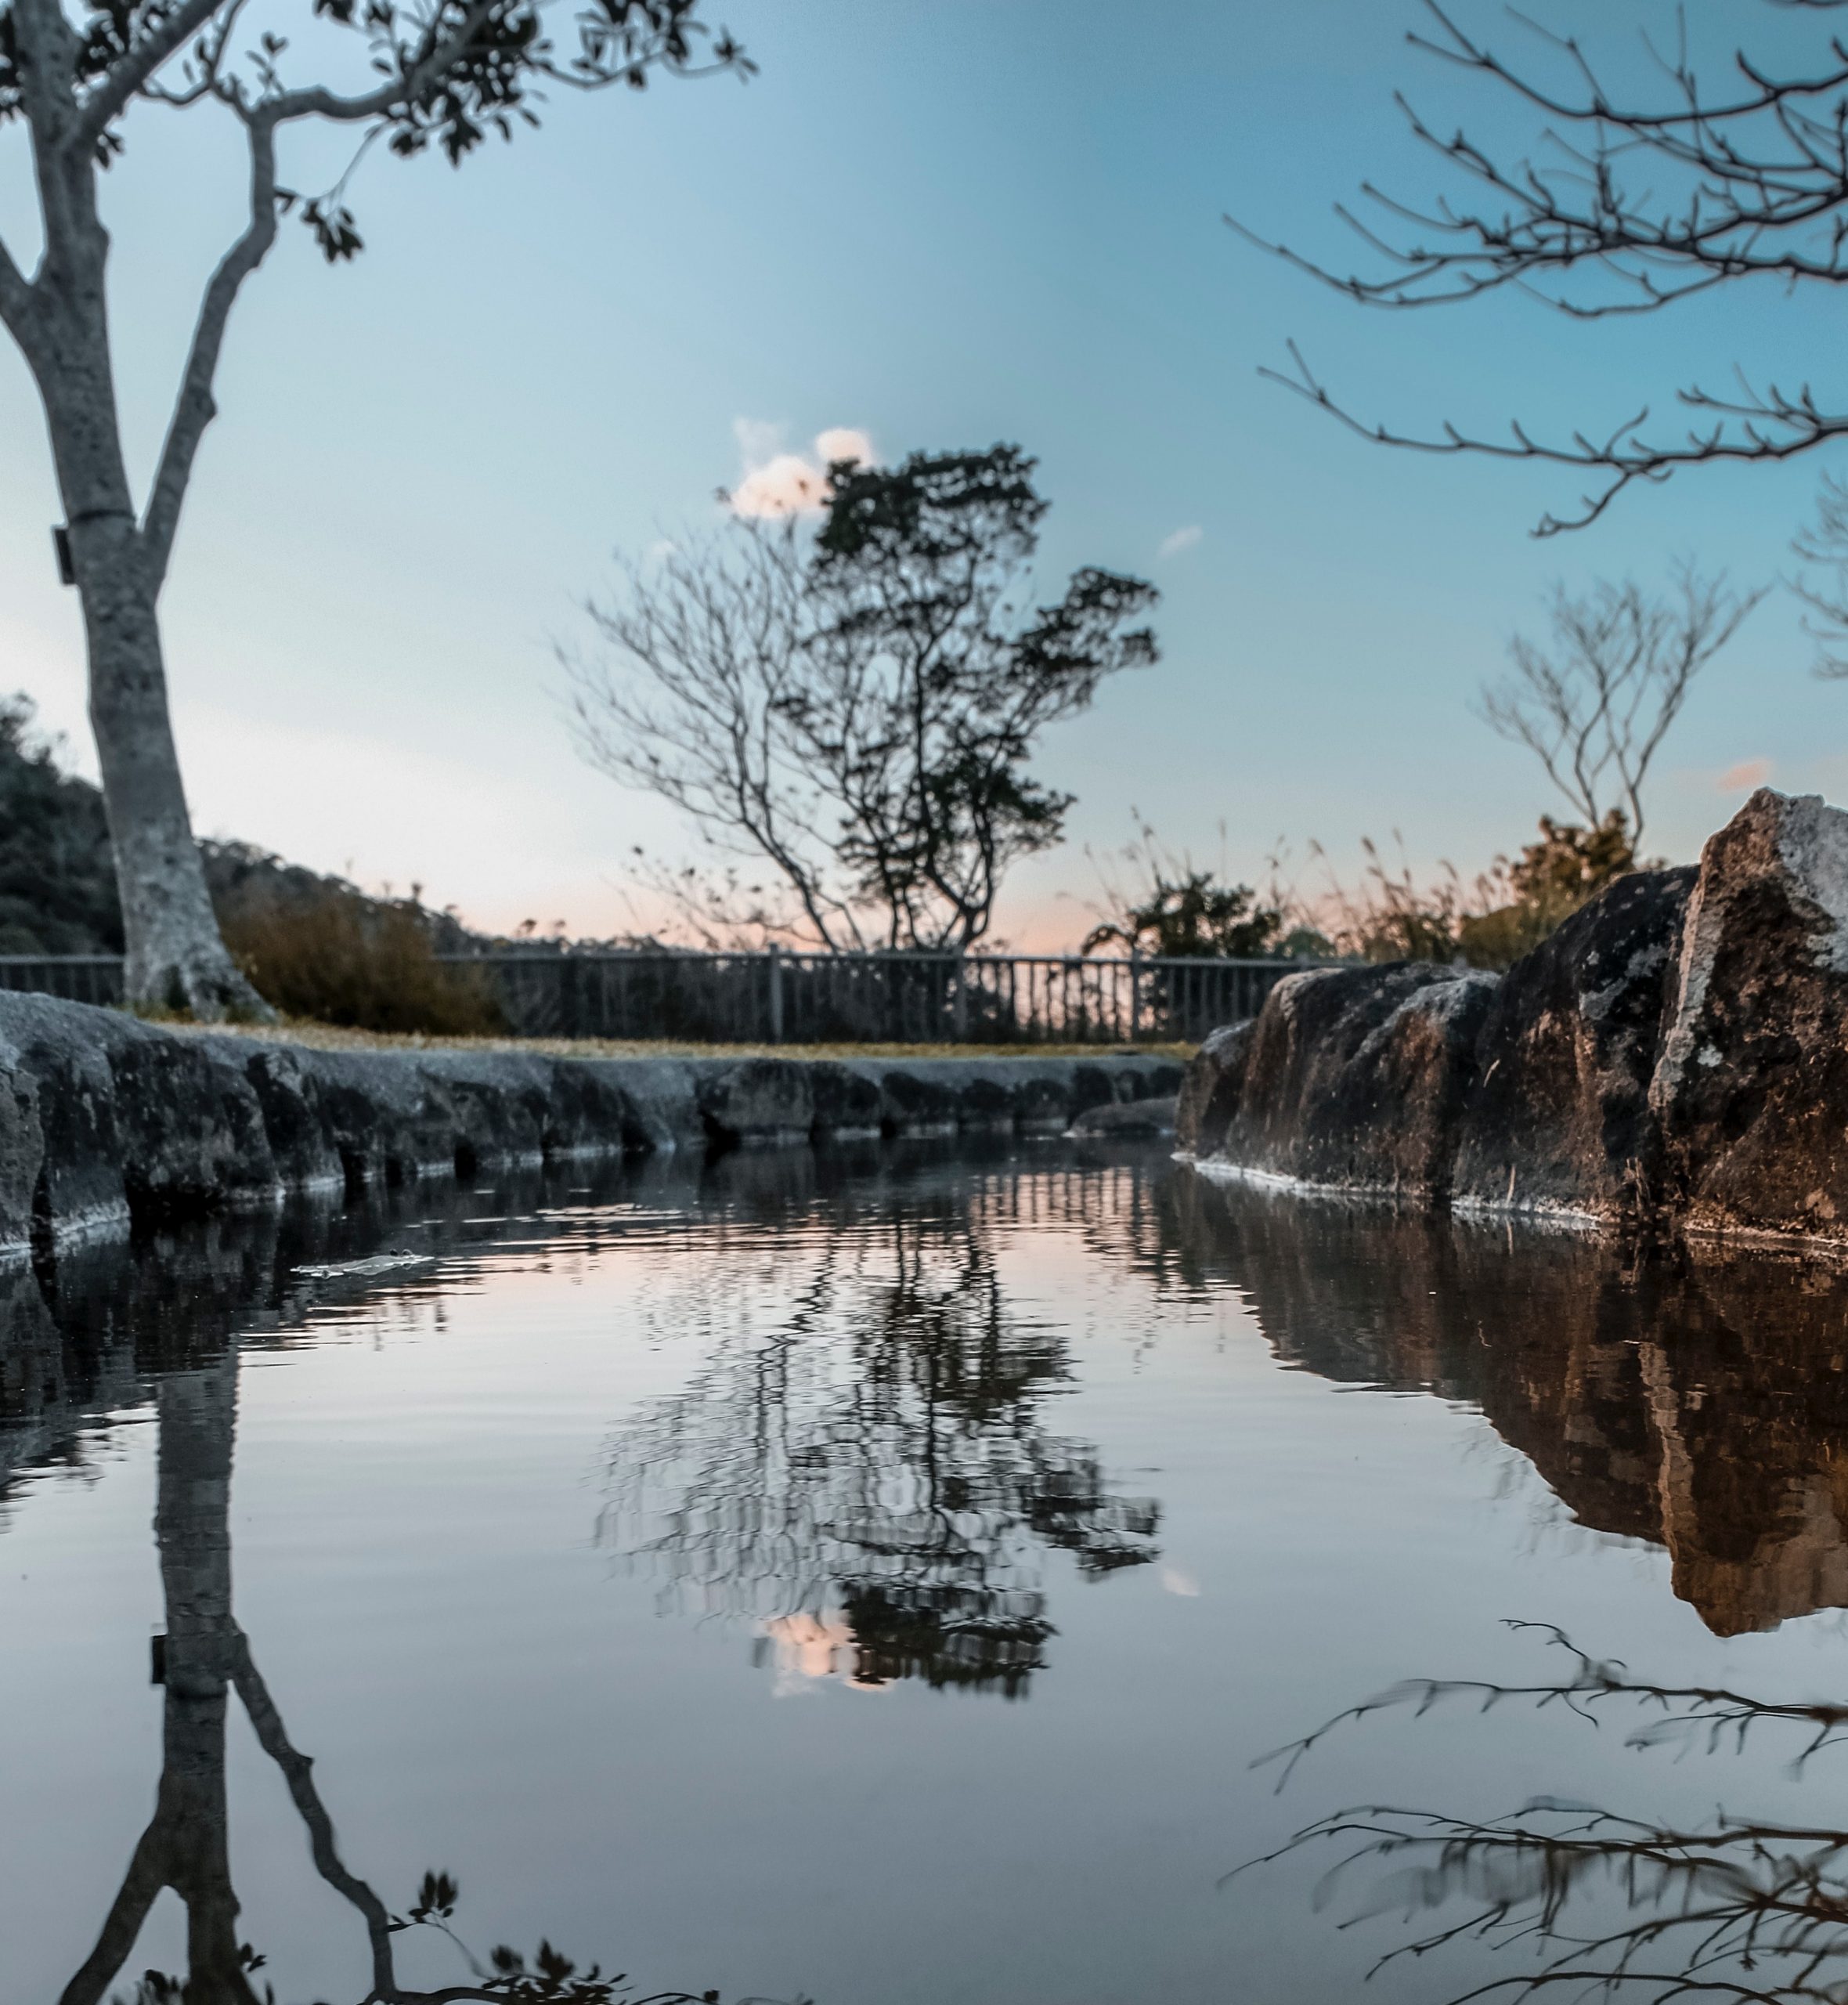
[
  {"left": 433, "top": 948, "right": 1338, "bottom": 1045},
  {"left": 0, "top": 948, "right": 1344, "bottom": 1044},
  {"left": 0, "top": 954, "right": 126, "bottom": 1007}
]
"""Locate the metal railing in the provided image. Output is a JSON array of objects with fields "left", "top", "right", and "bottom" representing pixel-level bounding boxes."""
[
  {"left": 0, "top": 948, "right": 1337, "bottom": 1044},
  {"left": 435, "top": 949, "right": 1332, "bottom": 1044},
  {"left": 0, "top": 955, "right": 125, "bottom": 1007}
]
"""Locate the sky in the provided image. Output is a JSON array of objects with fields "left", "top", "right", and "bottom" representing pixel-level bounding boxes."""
[{"left": 2, "top": 0, "right": 1845, "bottom": 947}]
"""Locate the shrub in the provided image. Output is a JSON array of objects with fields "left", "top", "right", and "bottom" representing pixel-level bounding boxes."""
[
  {"left": 220, "top": 887, "right": 504, "bottom": 1035},
  {"left": 1456, "top": 812, "right": 1640, "bottom": 971},
  {"left": 1308, "top": 814, "right": 1641, "bottom": 971}
]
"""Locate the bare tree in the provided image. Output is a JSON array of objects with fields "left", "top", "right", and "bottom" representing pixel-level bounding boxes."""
[
  {"left": 1790, "top": 472, "right": 1848, "bottom": 674},
  {"left": 566, "top": 446, "right": 1158, "bottom": 952},
  {"left": 564, "top": 522, "right": 853, "bottom": 948},
  {"left": 1478, "top": 564, "right": 1763, "bottom": 847},
  {"left": 1233, "top": 2, "right": 1848, "bottom": 536},
  {"left": 0, "top": 0, "right": 747, "bottom": 1017}
]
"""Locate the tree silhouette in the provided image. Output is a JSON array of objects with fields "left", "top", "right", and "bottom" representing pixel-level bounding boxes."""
[
  {"left": 566, "top": 446, "right": 1157, "bottom": 951},
  {"left": 600, "top": 1194, "right": 1160, "bottom": 1698}
]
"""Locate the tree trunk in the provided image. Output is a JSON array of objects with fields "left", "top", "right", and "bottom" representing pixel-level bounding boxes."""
[
  {"left": 22, "top": 142, "right": 269, "bottom": 1023},
  {"left": 78, "top": 524, "right": 267, "bottom": 1019}
]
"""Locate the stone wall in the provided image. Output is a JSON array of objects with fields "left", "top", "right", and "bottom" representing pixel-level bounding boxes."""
[
  {"left": 0, "top": 992, "right": 1181, "bottom": 1262},
  {"left": 1177, "top": 788, "right": 1848, "bottom": 1251}
]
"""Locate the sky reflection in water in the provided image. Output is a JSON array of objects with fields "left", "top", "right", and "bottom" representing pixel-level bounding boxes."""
[{"left": 6, "top": 1144, "right": 1848, "bottom": 2003}]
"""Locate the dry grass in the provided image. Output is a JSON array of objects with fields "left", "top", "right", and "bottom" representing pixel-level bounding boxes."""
[
  {"left": 220, "top": 892, "right": 504, "bottom": 1036},
  {"left": 170, "top": 1015, "right": 1194, "bottom": 1062}
]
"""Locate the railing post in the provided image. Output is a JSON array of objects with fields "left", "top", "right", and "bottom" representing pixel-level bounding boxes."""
[
  {"left": 767, "top": 944, "right": 784, "bottom": 1044},
  {"left": 1128, "top": 950, "right": 1141, "bottom": 1043},
  {"left": 953, "top": 948, "right": 968, "bottom": 1042}
]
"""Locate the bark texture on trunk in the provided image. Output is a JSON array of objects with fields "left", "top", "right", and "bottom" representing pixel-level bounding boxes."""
[{"left": 80, "top": 531, "right": 265, "bottom": 1020}]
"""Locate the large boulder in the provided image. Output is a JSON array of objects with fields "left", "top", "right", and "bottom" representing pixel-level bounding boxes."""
[
  {"left": 581, "top": 1058, "right": 705, "bottom": 1152},
  {"left": 1175, "top": 1020, "right": 1254, "bottom": 1158},
  {"left": 1070, "top": 1095, "right": 1178, "bottom": 1140},
  {"left": 1649, "top": 789, "right": 1848, "bottom": 1243},
  {"left": 1453, "top": 865, "right": 1695, "bottom": 1224},
  {"left": 852, "top": 1064, "right": 962, "bottom": 1137},
  {"left": 540, "top": 1060, "right": 659, "bottom": 1158},
  {"left": 1219, "top": 963, "right": 1497, "bottom": 1198},
  {"left": 0, "top": 1031, "right": 42, "bottom": 1264},
  {"left": 416, "top": 1051, "right": 550, "bottom": 1170},
  {"left": 107, "top": 1033, "right": 280, "bottom": 1216},
  {"left": 808, "top": 1061, "right": 886, "bottom": 1139},
  {"left": 0, "top": 995, "right": 123, "bottom": 1241}
]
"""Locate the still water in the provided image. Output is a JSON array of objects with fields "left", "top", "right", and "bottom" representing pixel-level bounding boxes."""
[{"left": 7, "top": 1140, "right": 1848, "bottom": 2004}]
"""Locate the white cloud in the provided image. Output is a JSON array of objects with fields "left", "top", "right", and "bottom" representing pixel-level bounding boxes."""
[
  {"left": 729, "top": 453, "right": 833, "bottom": 518},
  {"left": 727, "top": 421, "right": 876, "bottom": 518},
  {"left": 1158, "top": 524, "right": 1203, "bottom": 560},
  {"left": 814, "top": 426, "right": 874, "bottom": 469}
]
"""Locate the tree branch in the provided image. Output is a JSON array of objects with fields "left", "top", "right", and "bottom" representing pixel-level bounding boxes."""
[
  {"left": 139, "top": 107, "right": 280, "bottom": 585},
  {"left": 1265, "top": 342, "right": 1848, "bottom": 535},
  {"left": 75, "top": 0, "right": 235, "bottom": 153},
  {"left": 265, "top": 0, "right": 505, "bottom": 128},
  {"left": 0, "top": 228, "right": 36, "bottom": 345}
]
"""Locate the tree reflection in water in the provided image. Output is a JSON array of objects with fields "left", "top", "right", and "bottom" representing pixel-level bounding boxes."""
[
  {"left": 598, "top": 1183, "right": 1160, "bottom": 1697},
  {"left": 0, "top": 1180, "right": 777, "bottom": 2005},
  {"left": 65, "top": 1349, "right": 736, "bottom": 2005}
]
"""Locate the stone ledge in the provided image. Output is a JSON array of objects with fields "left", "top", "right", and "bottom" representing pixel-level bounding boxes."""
[{"left": 0, "top": 992, "right": 1181, "bottom": 1260}]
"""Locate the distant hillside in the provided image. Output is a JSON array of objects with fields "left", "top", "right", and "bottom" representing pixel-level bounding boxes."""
[{"left": 0, "top": 696, "right": 483, "bottom": 957}]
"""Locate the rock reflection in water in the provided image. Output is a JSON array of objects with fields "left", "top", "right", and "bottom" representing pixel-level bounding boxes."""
[
  {"left": 1153, "top": 1173, "right": 1848, "bottom": 1636},
  {"left": 600, "top": 1149, "right": 1163, "bottom": 1698}
]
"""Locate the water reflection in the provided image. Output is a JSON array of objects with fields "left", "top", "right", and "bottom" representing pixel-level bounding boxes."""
[
  {"left": 600, "top": 1157, "right": 1162, "bottom": 1698},
  {"left": 61, "top": 1349, "right": 734, "bottom": 2005},
  {"left": 17, "top": 1142, "right": 1848, "bottom": 2002},
  {"left": 0, "top": 1173, "right": 759, "bottom": 2005},
  {"left": 1153, "top": 1174, "right": 1848, "bottom": 1636}
]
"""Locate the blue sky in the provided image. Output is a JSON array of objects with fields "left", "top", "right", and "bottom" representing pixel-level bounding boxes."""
[{"left": 2, "top": 0, "right": 1843, "bottom": 944}]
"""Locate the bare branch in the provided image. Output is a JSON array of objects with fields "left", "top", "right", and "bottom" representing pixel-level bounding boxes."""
[
  {"left": 1265, "top": 344, "right": 1848, "bottom": 536},
  {"left": 1236, "top": 1, "right": 1848, "bottom": 526},
  {"left": 139, "top": 106, "right": 280, "bottom": 583}
]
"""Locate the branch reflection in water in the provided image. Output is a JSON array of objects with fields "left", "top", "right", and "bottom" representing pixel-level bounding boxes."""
[{"left": 596, "top": 1148, "right": 1162, "bottom": 1697}]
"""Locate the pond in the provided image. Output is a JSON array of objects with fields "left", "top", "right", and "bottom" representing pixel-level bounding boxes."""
[{"left": 7, "top": 1140, "right": 1848, "bottom": 2005}]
